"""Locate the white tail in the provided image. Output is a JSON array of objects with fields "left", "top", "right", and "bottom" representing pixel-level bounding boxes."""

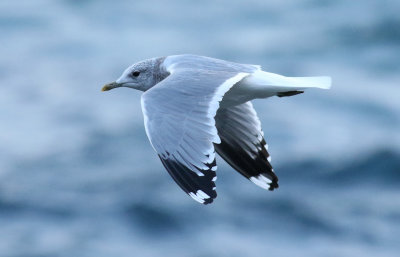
[
  {"left": 245, "top": 70, "right": 332, "bottom": 91},
  {"left": 284, "top": 76, "right": 331, "bottom": 89},
  {"left": 221, "top": 69, "right": 332, "bottom": 107}
]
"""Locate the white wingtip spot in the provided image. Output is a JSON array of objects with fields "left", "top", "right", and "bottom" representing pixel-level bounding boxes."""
[
  {"left": 211, "top": 166, "right": 217, "bottom": 171},
  {"left": 191, "top": 167, "right": 204, "bottom": 176},
  {"left": 197, "top": 190, "right": 210, "bottom": 199},
  {"left": 212, "top": 176, "right": 217, "bottom": 182},
  {"left": 250, "top": 175, "right": 272, "bottom": 190},
  {"left": 189, "top": 192, "right": 205, "bottom": 204},
  {"left": 189, "top": 190, "right": 211, "bottom": 204},
  {"left": 267, "top": 156, "right": 272, "bottom": 162}
]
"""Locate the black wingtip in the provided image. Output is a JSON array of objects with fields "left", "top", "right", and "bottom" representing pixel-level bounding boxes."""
[
  {"left": 202, "top": 197, "right": 215, "bottom": 205},
  {"left": 277, "top": 90, "right": 304, "bottom": 97},
  {"left": 159, "top": 156, "right": 217, "bottom": 204},
  {"left": 268, "top": 177, "right": 279, "bottom": 191}
]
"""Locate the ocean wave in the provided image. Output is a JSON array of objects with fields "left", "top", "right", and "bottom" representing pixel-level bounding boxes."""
[{"left": 280, "top": 149, "right": 400, "bottom": 186}]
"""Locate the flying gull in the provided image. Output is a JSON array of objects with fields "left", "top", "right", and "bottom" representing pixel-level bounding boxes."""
[{"left": 102, "top": 54, "right": 331, "bottom": 204}]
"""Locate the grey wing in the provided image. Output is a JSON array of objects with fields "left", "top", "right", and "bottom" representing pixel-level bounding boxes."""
[
  {"left": 162, "top": 54, "right": 259, "bottom": 74},
  {"left": 141, "top": 63, "right": 250, "bottom": 204},
  {"left": 215, "top": 102, "right": 279, "bottom": 190}
]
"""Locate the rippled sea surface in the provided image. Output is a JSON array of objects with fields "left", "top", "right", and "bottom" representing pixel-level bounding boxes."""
[{"left": 1, "top": 1, "right": 399, "bottom": 256}]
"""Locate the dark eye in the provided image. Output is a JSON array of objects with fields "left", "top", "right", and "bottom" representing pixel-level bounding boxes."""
[{"left": 131, "top": 71, "right": 140, "bottom": 77}]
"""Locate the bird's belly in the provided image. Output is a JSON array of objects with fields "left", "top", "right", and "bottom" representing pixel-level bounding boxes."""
[{"left": 220, "top": 78, "right": 275, "bottom": 108}]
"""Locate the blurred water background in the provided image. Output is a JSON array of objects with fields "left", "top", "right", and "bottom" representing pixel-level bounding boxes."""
[{"left": 1, "top": 0, "right": 400, "bottom": 256}]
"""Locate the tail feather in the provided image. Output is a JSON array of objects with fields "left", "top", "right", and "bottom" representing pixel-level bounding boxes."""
[
  {"left": 222, "top": 70, "right": 331, "bottom": 107},
  {"left": 285, "top": 76, "right": 332, "bottom": 90},
  {"left": 246, "top": 70, "right": 332, "bottom": 91}
]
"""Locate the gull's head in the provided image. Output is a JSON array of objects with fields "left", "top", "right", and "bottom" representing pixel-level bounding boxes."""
[{"left": 102, "top": 59, "right": 160, "bottom": 92}]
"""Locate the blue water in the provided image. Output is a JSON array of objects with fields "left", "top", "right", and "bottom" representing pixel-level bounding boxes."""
[{"left": 1, "top": 0, "right": 400, "bottom": 256}]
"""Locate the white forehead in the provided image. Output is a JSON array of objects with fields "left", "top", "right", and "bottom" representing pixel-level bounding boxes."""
[
  {"left": 122, "top": 61, "right": 143, "bottom": 76},
  {"left": 116, "top": 59, "right": 156, "bottom": 83},
  {"left": 120, "top": 59, "right": 154, "bottom": 77}
]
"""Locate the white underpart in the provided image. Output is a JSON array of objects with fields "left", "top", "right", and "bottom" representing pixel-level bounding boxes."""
[
  {"left": 189, "top": 190, "right": 211, "bottom": 204},
  {"left": 250, "top": 175, "right": 272, "bottom": 190}
]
